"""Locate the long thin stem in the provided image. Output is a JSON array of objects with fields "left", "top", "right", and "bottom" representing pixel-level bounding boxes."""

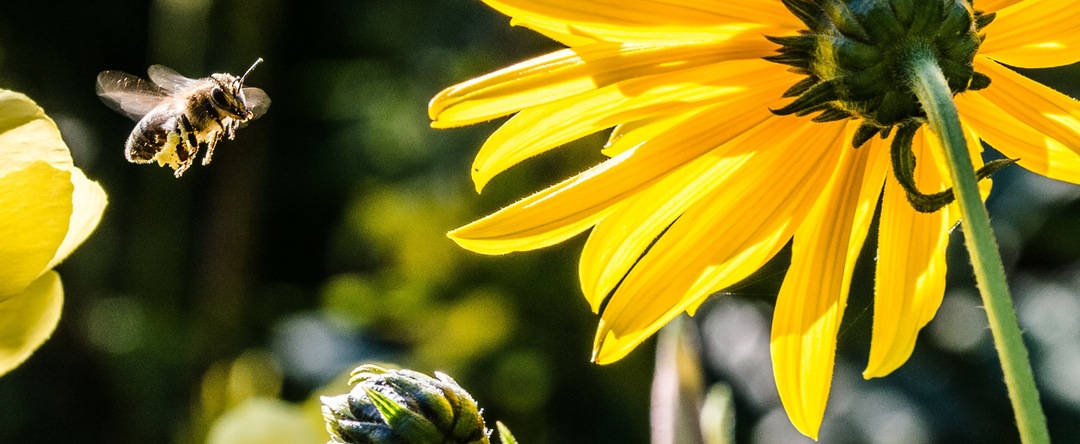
[{"left": 905, "top": 45, "right": 1049, "bottom": 443}]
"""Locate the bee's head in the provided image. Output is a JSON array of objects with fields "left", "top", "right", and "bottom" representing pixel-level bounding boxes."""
[{"left": 209, "top": 58, "right": 263, "bottom": 120}]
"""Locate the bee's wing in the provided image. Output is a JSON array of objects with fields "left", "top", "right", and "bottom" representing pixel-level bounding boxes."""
[
  {"left": 96, "top": 71, "right": 169, "bottom": 121},
  {"left": 243, "top": 87, "right": 271, "bottom": 120},
  {"left": 147, "top": 64, "right": 199, "bottom": 93}
]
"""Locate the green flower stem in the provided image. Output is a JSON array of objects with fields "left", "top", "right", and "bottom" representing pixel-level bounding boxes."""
[{"left": 906, "top": 44, "right": 1049, "bottom": 443}]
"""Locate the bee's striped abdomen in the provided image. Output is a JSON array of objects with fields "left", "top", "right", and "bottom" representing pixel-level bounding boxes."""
[{"left": 125, "top": 112, "right": 177, "bottom": 163}]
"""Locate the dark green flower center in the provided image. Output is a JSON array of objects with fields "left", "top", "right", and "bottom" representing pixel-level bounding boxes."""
[{"left": 767, "top": 0, "right": 994, "bottom": 148}]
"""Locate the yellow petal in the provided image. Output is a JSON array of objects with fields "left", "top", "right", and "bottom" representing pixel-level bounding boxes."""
[
  {"left": 0, "top": 271, "right": 63, "bottom": 376},
  {"left": 47, "top": 168, "right": 108, "bottom": 270},
  {"left": 771, "top": 129, "right": 879, "bottom": 439},
  {"left": 864, "top": 129, "right": 954, "bottom": 378},
  {"left": 592, "top": 119, "right": 849, "bottom": 364},
  {"left": 450, "top": 80, "right": 790, "bottom": 255},
  {"left": 482, "top": 0, "right": 800, "bottom": 42},
  {"left": 979, "top": 0, "right": 1080, "bottom": 68},
  {"left": 0, "top": 90, "right": 75, "bottom": 179},
  {"left": 429, "top": 36, "right": 779, "bottom": 127},
  {"left": 579, "top": 105, "right": 834, "bottom": 311},
  {"left": 0, "top": 162, "right": 73, "bottom": 298},
  {"left": 602, "top": 109, "right": 703, "bottom": 158},
  {"left": 847, "top": 136, "right": 892, "bottom": 268},
  {"left": 974, "top": 57, "right": 1080, "bottom": 157},
  {"left": 978, "top": 0, "right": 1025, "bottom": 13},
  {"left": 0, "top": 89, "right": 106, "bottom": 289},
  {"left": 957, "top": 91, "right": 1080, "bottom": 183},
  {"left": 472, "top": 58, "right": 790, "bottom": 191},
  {"left": 512, "top": 16, "right": 603, "bottom": 47}
]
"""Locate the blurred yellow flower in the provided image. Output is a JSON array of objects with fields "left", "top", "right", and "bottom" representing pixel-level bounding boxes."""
[
  {"left": 430, "top": 0, "right": 1080, "bottom": 437},
  {"left": 0, "top": 90, "right": 107, "bottom": 376}
]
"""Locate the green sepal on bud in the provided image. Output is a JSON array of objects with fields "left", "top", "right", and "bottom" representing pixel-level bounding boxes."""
[
  {"left": 495, "top": 422, "right": 518, "bottom": 444},
  {"left": 322, "top": 365, "right": 491, "bottom": 444}
]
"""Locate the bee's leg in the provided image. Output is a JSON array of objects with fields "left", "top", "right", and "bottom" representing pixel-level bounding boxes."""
[
  {"left": 226, "top": 119, "right": 239, "bottom": 140},
  {"left": 174, "top": 138, "right": 193, "bottom": 177},
  {"left": 213, "top": 115, "right": 236, "bottom": 140},
  {"left": 175, "top": 114, "right": 199, "bottom": 176},
  {"left": 174, "top": 160, "right": 191, "bottom": 178},
  {"left": 202, "top": 131, "right": 223, "bottom": 166}
]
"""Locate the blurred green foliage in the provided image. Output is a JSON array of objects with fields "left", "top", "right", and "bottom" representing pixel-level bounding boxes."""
[
  {"left": 0, "top": 1, "right": 650, "bottom": 442},
  {"left": 1, "top": 1, "right": 1080, "bottom": 443}
]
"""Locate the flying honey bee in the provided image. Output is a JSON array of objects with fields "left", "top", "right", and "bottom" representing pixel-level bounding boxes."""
[{"left": 96, "top": 58, "right": 270, "bottom": 177}]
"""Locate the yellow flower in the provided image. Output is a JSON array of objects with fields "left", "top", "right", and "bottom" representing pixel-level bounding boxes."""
[
  {"left": 0, "top": 90, "right": 107, "bottom": 376},
  {"left": 429, "top": 0, "right": 1080, "bottom": 438}
]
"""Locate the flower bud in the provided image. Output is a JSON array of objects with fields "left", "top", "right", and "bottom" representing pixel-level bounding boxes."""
[{"left": 322, "top": 365, "right": 490, "bottom": 444}]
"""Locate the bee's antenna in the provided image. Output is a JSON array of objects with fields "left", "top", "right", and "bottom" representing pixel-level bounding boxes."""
[{"left": 240, "top": 58, "right": 264, "bottom": 84}]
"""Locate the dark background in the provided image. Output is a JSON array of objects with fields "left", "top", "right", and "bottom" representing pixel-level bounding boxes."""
[{"left": 0, "top": 1, "right": 1079, "bottom": 443}]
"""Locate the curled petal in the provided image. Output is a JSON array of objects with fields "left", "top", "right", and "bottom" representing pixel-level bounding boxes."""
[{"left": 47, "top": 168, "right": 108, "bottom": 270}]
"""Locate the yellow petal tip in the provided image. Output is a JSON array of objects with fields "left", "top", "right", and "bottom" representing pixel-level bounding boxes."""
[
  {"left": 445, "top": 227, "right": 511, "bottom": 256},
  {"left": 787, "top": 411, "right": 822, "bottom": 441},
  {"left": 590, "top": 325, "right": 644, "bottom": 365},
  {"left": 470, "top": 170, "right": 489, "bottom": 194}
]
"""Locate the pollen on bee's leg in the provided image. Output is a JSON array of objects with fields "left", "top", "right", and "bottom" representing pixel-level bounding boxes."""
[{"left": 154, "top": 133, "right": 184, "bottom": 168}]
